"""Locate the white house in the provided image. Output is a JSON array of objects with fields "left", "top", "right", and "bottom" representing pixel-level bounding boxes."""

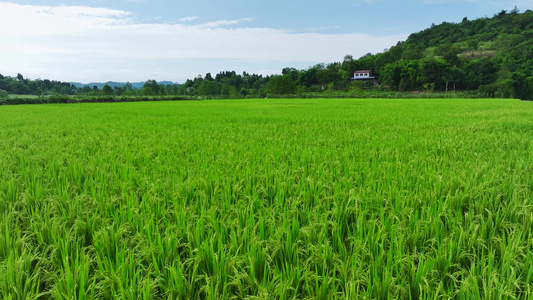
[
  {"left": 350, "top": 70, "right": 379, "bottom": 86},
  {"left": 351, "top": 70, "right": 374, "bottom": 80}
]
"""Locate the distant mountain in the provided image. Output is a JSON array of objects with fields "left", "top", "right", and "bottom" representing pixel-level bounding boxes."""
[{"left": 70, "top": 81, "right": 176, "bottom": 89}]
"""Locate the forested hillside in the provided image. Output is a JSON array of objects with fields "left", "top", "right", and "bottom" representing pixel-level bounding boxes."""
[
  {"left": 1, "top": 9, "right": 531, "bottom": 101},
  {"left": 372, "top": 8, "right": 533, "bottom": 99}
]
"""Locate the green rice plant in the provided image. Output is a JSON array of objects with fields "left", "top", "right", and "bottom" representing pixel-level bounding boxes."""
[
  {"left": 1, "top": 98, "right": 533, "bottom": 299},
  {"left": 0, "top": 249, "right": 42, "bottom": 300}
]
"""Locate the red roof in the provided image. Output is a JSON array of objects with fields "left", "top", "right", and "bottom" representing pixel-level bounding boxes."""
[{"left": 354, "top": 70, "right": 371, "bottom": 73}]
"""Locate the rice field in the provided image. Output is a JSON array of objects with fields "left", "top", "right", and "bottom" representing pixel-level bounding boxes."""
[{"left": 1, "top": 98, "right": 533, "bottom": 299}]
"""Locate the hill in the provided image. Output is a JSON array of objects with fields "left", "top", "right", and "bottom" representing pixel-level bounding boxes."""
[{"left": 354, "top": 8, "right": 533, "bottom": 99}]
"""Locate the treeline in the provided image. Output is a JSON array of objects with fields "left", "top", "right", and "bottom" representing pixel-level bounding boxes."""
[
  {"left": 181, "top": 66, "right": 357, "bottom": 98},
  {"left": 0, "top": 67, "right": 358, "bottom": 100},
  {"left": 0, "top": 75, "right": 183, "bottom": 98},
  {"left": 0, "top": 73, "right": 76, "bottom": 96},
  {"left": 1, "top": 9, "right": 532, "bottom": 101}
]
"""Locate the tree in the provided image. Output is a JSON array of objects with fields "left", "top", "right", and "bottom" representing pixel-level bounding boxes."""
[
  {"left": 379, "top": 60, "right": 405, "bottom": 90},
  {"left": 341, "top": 54, "right": 358, "bottom": 76},
  {"left": 497, "top": 10, "right": 508, "bottom": 17},
  {"left": 79, "top": 86, "right": 91, "bottom": 94},
  {"left": 114, "top": 86, "right": 123, "bottom": 96},
  {"left": 513, "top": 71, "right": 533, "bottom": 100},
  {"left": 343, "top": 54, "right": 353, "bottom": 63},
  {"left": 282, "top": 67, "right": 299, "bottom": 81},
  {"left": 36, "top": 87, "right": 44, "bottom": 100},
  {"left": 418, "top": 57, "right": 451, "bottom": 90},
  {"left": 8, "top": 80, "right": 30, "bottom": 94},
  {"left": 267, "top": 75, "right": 297, "bottom": 95},
  {"left": 322, "top": 63, "right": 342, "bottom": 86},
  {"left": 143, "top": 80, "right": 161, "bottom": 96},
  {"left": 0, "top": 89, "right": 8, "bottom": 100},
  {"left": 348, "top": 80, "right": 364, "bottom": 97},
  {"left": 298, "top": 68, "right": 319, "bottom": 87},
  {"left": 197, "top": 80, "right": 219, "bottom": 96},
  {"left": 102, "top": 84, "right": 114, "bottom": 96}
]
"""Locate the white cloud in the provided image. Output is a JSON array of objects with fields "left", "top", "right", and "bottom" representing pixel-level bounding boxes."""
[
  {"left": 0, "top": 2, "right": 132, "bottom": 35},
  {"left": 0, "top": 2, "right": 406, "bottom": 82},
  {"left": 180, "top": 16, "right": 199, "bottom": 22},
  {"left": 197, "top": 18, "right": 254, "bottom": 28}
]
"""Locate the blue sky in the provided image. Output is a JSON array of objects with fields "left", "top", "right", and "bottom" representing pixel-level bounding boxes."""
[{"left": 1, "top": 0, "right": 531, "bottom": 83}]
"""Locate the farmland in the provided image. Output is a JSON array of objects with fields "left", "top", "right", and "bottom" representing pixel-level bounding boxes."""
[{"left": 1, "top": 98, "right": 533, "bottom": 299}]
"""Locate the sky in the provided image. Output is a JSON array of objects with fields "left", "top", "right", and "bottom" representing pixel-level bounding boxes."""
[{"left": 0, "top": 0, "right": 531, "bottom": 83}]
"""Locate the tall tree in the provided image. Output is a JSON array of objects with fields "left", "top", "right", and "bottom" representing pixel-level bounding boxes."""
[
  {"left": 267, "top": 75, "right": 297, "bottom": 95},
  {"left": 102, "top": 84, "right": 114, "bottom": 96}
]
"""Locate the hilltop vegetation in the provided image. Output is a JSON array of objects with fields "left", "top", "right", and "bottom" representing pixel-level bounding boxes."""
[
  {"left": 1, "top": 8, "right": 532, "bottom": 101},
  {"left": 374, "top": 8, "right": 533, "bottom": 99}
]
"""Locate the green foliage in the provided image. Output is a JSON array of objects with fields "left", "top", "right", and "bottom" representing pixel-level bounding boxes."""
[
  {"left": 142, "top": 79, "right": 162, "bottom": 96},
  {"left": 102, "top": 84, "right": 114, "bottom": 96},
  {"left": 267, "top": 74, "right": 297, "bottom": 95},
  {"left": 512, "top": 72, "right": 533, "bottom": 100},
  {"left": 0, "top": 74, "right": 75, "bottom": 96},
  {"left": 2, "top": 99, "right": 533, "bottom": 298},
  {"left": 47, "top": 91, "right": 69, "bottom": 103},
  {"left": 375, "top": 9, "right": 533, "bottom": 95},
  {"left": 0, "top": 90, "right": 8, "bottom": 100},
  {"left": 347, "top": 80, "right": 364, "bottom": 97}
]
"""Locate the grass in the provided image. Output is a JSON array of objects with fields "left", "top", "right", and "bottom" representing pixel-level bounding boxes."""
[
  {"left": 1, "top": 98, "right": 533, "bottom": 299},
  {"left": 2, "top": 94, "right": 39, "bottom": 99},
  {"left": 0, "top": 94, "right": 191, "bottom": 105}
]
